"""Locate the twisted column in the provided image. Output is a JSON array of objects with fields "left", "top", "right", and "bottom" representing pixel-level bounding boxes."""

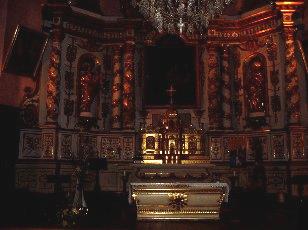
[
  {"left": 276, "top": 1, "right": 304, "bottom": 124},
  {"left": 46, "top": 15, "right": 63, "bottom": 124},
  {"left": 111, "top": 46, "right": 122, "bottom": 129},
  {"left": 221, "top": 45, "right": 232, "bottom": 129},
  {"left": 122, "top": 42, "right": 135, "bottom": 129},
  {"left": 284, "top": 29, "right": 300, "bottom": 124},
  {"left": 207, "top": 45, "right": 223, "bottom": 129}
]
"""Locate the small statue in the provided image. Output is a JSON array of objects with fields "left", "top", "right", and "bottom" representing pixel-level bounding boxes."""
[
  {"left": 79, "top": 60, "right": 100, "bottom": 117},
  {"left": 247, "top": 58, "right": 266, "bottom": 117}
]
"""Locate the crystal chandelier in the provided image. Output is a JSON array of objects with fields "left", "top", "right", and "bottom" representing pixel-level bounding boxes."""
[{"left": 132, "top": 0, "right": 233, "bottom": 34}]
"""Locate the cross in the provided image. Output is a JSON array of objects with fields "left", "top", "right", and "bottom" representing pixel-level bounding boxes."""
[
  {"left": 177, "top": 18, "right": 185, "bottom": 34},
  {"left": 166, "top": 85, "right": 176, "bottom": 105}
]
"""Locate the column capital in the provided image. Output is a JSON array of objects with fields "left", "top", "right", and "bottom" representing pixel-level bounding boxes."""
[
  {"left": 276, "top": 1, "right": 304, "bottom": 27},
  {"left": 275, "top": 1, "right": 304, "bottom": 11}
]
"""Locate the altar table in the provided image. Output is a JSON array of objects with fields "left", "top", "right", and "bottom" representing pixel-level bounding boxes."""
[{"left": 129, "top": 182, "right": 229, "bottom": 220}]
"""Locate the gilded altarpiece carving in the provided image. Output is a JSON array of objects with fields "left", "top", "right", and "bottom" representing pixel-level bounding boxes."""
[
  {"left": 14, "top": 2, "right": 308, "bottom": 197},
  {"left": 221, "top": 46, "right": 232, "bottom": 129},
  {"left": 209, "top": 137, "right": 223, "bottom": 161},
  {"left": 20, "top": 132, "right": 42, "bottom": 158},
  {"left": 111, "top": 46, "right": 122, "bottom": 129},
  {"left": 246, "top": 136, "right": 270, "bottom": 161},
  {"left": 291, "top": 132, "right": 305, "bottom": 160},
  {"left": 276, "top": 1, "right": 304, "bottom": 124},
  {"left": 270, "top": 134, "right": 287, "bottom": 160},
  {"left": 46, "top": 15, "right": 63, "bottom": 124},
  {"left": 123, "top": 42, "right": 135, "bottom": 129},
  {"left": 77, "top": 54, "right": 102, "bottom": 118},
  {"left": 243, "top": 54, "right": 268, "bottom": 126},
  {"left": 59, "top": 134, "right": 73, "bottom": 159},
  {"left": 207, "top": 46, "right": 222, "bottom": 129},
  {"left": 42, "top": 133, "right": 55, "bottom": 159}
]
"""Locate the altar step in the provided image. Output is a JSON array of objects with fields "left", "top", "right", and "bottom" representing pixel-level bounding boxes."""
[{"left": 1, "top": 190, "right": 307, "bottom": 229}]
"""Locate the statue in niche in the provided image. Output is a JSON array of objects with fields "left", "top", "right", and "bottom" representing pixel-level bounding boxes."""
[
  {"left": 245, "top": 55, "right": 267, "bottom": 126},
  {"left": 78, "top": 55, "right": 101, "bottom": 118}
]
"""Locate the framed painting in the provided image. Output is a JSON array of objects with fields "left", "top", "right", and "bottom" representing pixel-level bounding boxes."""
[
  {"left": 144, "top": 35, "right": 196, "bottom": 107},
  {"left": 2, "top": 25, "right": 48, "bottom": 78}
]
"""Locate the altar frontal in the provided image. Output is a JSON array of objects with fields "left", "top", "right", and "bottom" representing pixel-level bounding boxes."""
[{"left": 130, "top": 182, "right": 229, "bottom": 220}]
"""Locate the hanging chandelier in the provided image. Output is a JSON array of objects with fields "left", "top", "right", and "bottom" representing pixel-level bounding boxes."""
[{"left": 132, "top": 0, "right": 233, "bottom": 35}]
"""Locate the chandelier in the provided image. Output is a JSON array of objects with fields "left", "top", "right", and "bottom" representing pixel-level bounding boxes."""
[{"left": 132, "top": 0, "right": 233, "bottom": 35}]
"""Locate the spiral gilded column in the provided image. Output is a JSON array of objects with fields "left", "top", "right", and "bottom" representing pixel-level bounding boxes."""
[
  {"left": 207, "top": 45, "right": 223, "bottom": 129},
  {"left": 221, "top": 45, "right": 232, "bottom": 129},
  {"left": 284, "top": 29, "right": 300, "bottom": 124},
  {"left": 46, "top": 14, "right": 63, "bottom": 124},
  {"left": 276, "top": 1, "right": 304, "bottom": 124},
  {"left": 122, "top": 42, "right": 135, "bottom": 129},
  {"left": 111, "top": 46, "right": 122, "bottom": 129}
]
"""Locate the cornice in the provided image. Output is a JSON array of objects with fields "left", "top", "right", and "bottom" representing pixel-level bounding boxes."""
[{"left": 207, "top": 7, "right": 279, "bottom": 43}]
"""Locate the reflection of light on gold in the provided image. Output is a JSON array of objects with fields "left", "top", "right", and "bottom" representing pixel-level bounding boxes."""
[
  {"left": 143, "top": 159, "right": 163, "bottom": 164},
  {"left": 49, "top": 67, "right": 57, "bottom": 77},
  {"left": 123, "top": 100, "right": 128, "bottom": 107}
]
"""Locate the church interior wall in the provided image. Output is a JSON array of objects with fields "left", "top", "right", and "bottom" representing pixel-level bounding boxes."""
[{"left": 0, "top": 1, "right": 307, "bottom": 197}]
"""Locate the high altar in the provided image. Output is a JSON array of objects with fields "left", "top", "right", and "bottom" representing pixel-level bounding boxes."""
[{"left": 15, "top": 0, "right": 308, "bottom": 220}]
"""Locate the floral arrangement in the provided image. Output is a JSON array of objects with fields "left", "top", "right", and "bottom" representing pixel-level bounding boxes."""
[{"left": 58, "top": 207, "right": 88, "bottom": 228}]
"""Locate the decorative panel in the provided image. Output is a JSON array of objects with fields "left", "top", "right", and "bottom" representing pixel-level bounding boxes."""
[
  {"left": 246, "top": 135, "right": 270, "bottom": 161},
  {"left": 15, "top": 168, "right": 38, "bottom": 191},
  {"left": 291, "top": 132, "right": 305, "bottom": 160},
  {"left": 122, "top": 136, "right": 135, "bottom": 160},
  {"left": 79, "top": 135, "right": 98, "bottom": 158},
  {"left": 222, "top": 135, "right": 246, "bottom": 161},
  {"left": 20, "top": 132, "right": 42, "bottom": 158},
  {"left": 100, "top": 136, "right": 122, "bottom": 160},
  {"left": 99, "top": 134, "right": 135, "bottom": 161},
  {"left": 266, "top": 167, "right": 287, "bottom": 193},
  {"left": 209, "top": 137, "right": 222, "bottom": 161},
  {"left": 42, "top": 133, "right": 55, "bottom": 159},
  {"left": 59, "top": 133, "right": 73, "bottom": 159},
  {"left": 15, "top": 166, "right": 55, "bottom": 193},
  {"left": 270, "top": 134, "right": 287, "bottom": 160}
]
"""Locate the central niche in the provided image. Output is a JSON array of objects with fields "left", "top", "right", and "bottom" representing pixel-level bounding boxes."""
[{"left": 144, "top": 34, "right": 196, "bottom": 106}]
